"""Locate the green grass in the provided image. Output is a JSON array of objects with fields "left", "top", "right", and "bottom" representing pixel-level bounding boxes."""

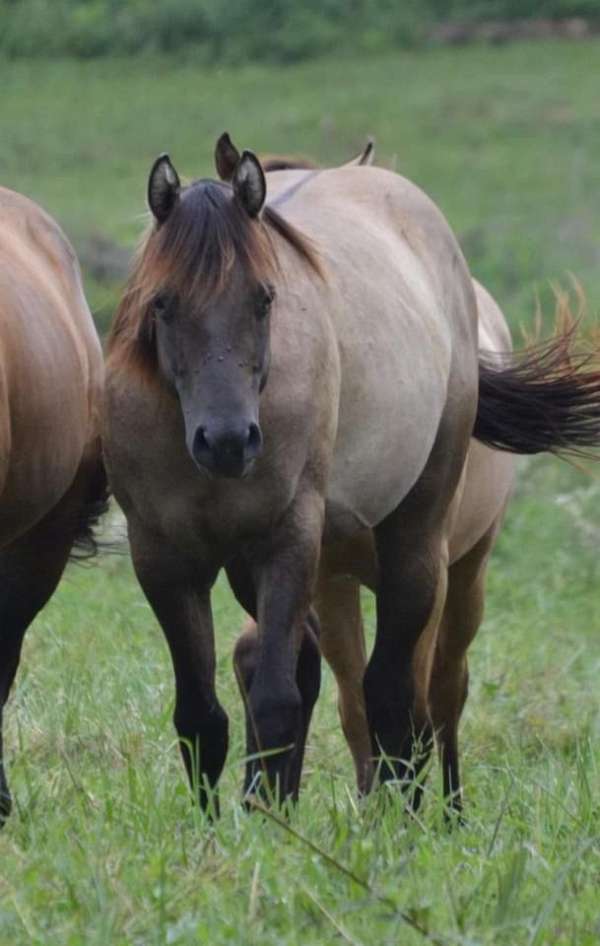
[
  {"left": 1, "top": 460, "right": 599, "bottom": 945},
  {"left": 1, "top": 39, "right": 600, "bottom": 946}
]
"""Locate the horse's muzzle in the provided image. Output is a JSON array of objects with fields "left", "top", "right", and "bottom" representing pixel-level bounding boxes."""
[{"left": 191, "top": 422, "right": 263, "bottom": 478}]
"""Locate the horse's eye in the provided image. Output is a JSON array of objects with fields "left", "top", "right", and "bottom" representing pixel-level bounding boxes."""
[{"left": 153, "top": 294, "right": 173, "bottom": 322}]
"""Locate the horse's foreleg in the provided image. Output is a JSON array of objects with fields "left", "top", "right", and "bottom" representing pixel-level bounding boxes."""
[
  {"left": 282, "top": 610, "right": 320, "bottom": 801},
  {"left": 0, "top": 486, "right": 85, "bottom": 823},
  {"left": 0, "top": 582, "right": 30, "bottom": 823},
  {"left": 129, "top": 521, "right": 227, "bottom": 814},
  {"left": 233, "top": 611, "right": 321, "bottom": 802},
  {"left": 229, "top": 554, "right": 321, "bottom": 803},
  {"left": 242, "top": 490, "right": 323, "bottom": 804}
]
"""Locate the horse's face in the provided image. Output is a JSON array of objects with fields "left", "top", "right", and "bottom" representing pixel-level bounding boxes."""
[
  {"left": 146, "top": 150, "right": 272, "bottom": 479},
  {"left": 153, "top": 273, "right": 273, "bottom": 479}
]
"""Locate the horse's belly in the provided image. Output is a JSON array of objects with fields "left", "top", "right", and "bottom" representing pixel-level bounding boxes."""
[
  {"left": 325, "top": 421, "right": 435, "bottom": 538},
  {"left": 0, "top": 432, "right": 85, "bottom": 547},
  {"left": 325, "top": 319, "right": 452, "bottom": 536},
  {"left": 0, "top": 362, "right": 89, "bottom": 546}
]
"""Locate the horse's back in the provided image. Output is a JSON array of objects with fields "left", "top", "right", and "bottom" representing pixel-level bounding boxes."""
[{"left": 0, "top": 187, "right": 103, "bottom": 545}]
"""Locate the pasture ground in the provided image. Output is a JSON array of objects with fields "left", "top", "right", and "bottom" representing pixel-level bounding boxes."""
[{"left": 1, "top": 38, "right": 599, "bottom": 946}]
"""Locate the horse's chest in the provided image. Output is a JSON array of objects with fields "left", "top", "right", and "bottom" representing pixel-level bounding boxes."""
[{"left": 162, "top": 482, "right": 290, "bottom": 549}]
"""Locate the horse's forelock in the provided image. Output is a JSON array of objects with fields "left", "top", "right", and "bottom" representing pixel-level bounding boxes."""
[
  {"left": 137, "top": 180, "right": 277, "bottom": 307},
  {"left": 108, "top": 177, "right": 323, "bottom": 376}
]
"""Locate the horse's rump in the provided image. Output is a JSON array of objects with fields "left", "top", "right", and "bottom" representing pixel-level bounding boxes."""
[{"left": 0, "top": 187, "right": 104, "bottom": 546}]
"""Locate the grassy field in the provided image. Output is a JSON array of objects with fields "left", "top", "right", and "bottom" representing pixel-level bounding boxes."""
[
  {"left": 1, "top": 39, "right": 600, "bottom": 946},
  {"left": 1, "top": 40, "right": 600, "bottom": 332}
]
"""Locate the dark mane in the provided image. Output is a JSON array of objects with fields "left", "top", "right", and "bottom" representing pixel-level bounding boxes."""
[{"left": 108, "top": 179, "right": 323, "bottom": 376}]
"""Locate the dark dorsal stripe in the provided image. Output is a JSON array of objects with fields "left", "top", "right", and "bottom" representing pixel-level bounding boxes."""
[{"left": 268, "top": 170, "right": 321, "bottom": 210}]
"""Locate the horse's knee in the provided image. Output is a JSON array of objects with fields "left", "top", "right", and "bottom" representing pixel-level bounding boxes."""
[{"left": 248, "top": 685, "right": 303, "bottom": 751}]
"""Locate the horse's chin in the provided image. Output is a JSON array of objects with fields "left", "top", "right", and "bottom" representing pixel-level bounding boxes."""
[{"left": 191, "top": 456, "right": 256, "bottom": 481}]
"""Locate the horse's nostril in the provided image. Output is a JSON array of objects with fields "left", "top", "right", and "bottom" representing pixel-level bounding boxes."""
[
  {"left": 191, "top": 422, "right": 261, "bottom": 475},
  {"left": 247, "top": 423, "right": 262, "bottom": 452},
  {"left": 193, "top": 426, "right": 211, "bottom": 456}
]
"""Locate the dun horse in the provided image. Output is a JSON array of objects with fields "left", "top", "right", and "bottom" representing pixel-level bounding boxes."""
[
  {"left": 104, "top": 134, "right": 600, "bottom": 812},
  {"left": 237, "top": 273, "right": 515, "bottom": 808},
  {"left": 236, "top": 144, "right": 512, "bottom": 810},
  {"left": 0, "top": 187, "right": 106, "bottom": 823}
]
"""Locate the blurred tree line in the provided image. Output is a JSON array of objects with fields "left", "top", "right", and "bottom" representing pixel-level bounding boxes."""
[{"left": 1, "top": 0, "right": 599, "bottom": 60}]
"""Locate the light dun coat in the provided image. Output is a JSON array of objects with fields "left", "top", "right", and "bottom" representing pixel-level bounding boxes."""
[{"left": 104, "top": 135, "right": 600, "bottom": 812}]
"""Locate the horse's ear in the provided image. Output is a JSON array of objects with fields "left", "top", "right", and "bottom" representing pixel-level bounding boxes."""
[
  {"left": 148, "top": 154, "right": 180, "bottom": 225},
  {"left": 215, "top": 132, "right": 241, "bottom": 182},
  {"left": 232, "top": 150, "right": 266, "bottom": 218},
  {"left": 342, "top": 137, "right": 375, "bottom": 168},
  {"left": 357, "top": 137, "right": 375, "bottom": 166}
]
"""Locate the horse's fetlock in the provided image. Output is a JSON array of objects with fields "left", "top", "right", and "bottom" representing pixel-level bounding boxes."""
[{"left": 249, "top": 688, "right": 302, "bottom": 752}]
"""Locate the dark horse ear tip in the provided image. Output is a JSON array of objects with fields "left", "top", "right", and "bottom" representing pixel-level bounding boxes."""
[
  {"left": 215, "top": 132, "right": 241, "bottom": 182},
  {"left": 238, "top": 149, "right": 263, "bottom": 171},
  {"left": 148, "top": 153, "right": 179, "bottom": 184},
  {"left": 150, "top": 152, "right": 172, "bottom": 171},
  {"left": 232, "top": 150, "right": 266, "bottom": 218}
]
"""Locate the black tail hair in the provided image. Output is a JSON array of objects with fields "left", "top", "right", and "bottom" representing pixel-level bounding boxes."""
[
  {"left": 474, "top": 324, "right": 600, "bottom": 456},
  {"left": 69, "top": 456, "right": 111, "bottom": 561}
]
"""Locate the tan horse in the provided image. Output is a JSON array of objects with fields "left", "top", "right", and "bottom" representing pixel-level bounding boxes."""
[
  {"left": 235, "top": 143, "right": 512, "bottom": 809},
  {"left": 236, "top": 277, "right": 515, "bottom": 809},
  {"left": 104, "top": 133, "right": 600, "bottom": 812},
  {"left": 0, "top": 187, "right": 106, "bottom": 823}
]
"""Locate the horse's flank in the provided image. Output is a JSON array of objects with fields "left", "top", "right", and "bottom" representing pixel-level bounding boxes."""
[{"left": 0, "top": 186, "right": 104, "bottom": 546}]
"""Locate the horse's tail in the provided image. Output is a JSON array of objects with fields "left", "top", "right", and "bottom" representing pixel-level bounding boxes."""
[
  {"left": 70, "top": 448, "right": 111, "bottom": 561},
  {"left": 474, "top": 320, "right": 600, "bottom": 456}
]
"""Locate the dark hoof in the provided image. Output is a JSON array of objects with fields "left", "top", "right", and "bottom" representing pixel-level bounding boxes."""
[{"left": 443, "top": 804, "right": 466, "bottom": 830}]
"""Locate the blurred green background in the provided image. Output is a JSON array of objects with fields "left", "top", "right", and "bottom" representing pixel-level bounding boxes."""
[
  {"left": 1, "top": 1, "right": 599, "bottom": 60},
  {"left": 2, "top": 2, "right": 600, "bottom": 338}
]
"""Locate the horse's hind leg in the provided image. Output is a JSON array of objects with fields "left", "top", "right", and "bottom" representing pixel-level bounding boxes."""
[
  {"left": 317, "top": 574, "right": 373, "bottom": 794},
  {"left": 365, "top": 514, "right": 447, "bottom": 805},
  {"left": 0, "top": 460, "right": 100, "bottom": 823},
  {"left": 429, "top": 523, "right": 498, "bottom": 815},
  {"left": 364, "top": 417, "right": 471, "bottom": 809},
  {"left": 233, "top": 609, "right": 321, "bottom": 803}
]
